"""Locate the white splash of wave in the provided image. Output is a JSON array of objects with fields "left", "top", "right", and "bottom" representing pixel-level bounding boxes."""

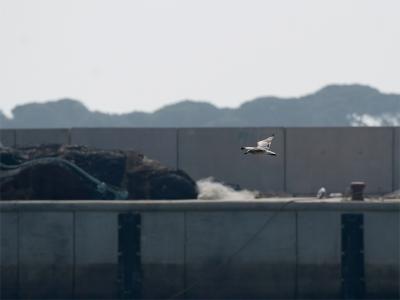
[
  {"left": 196, "top": 177, "right": 259, "bottom": 200},
  {"left": 349, "top": 113, "right": 400, "bottom": 126}
]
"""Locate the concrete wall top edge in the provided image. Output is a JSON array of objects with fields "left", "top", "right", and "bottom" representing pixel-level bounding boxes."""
[
  {"left": 1, "top": 199, "right": 399, "bottom": 212},
  {"left": 2, "top": 126, "right": 400, "bottom": 129},
  {"left": 284, "top": 126, "right": 400, "bottom": 129},
  {"left": 71, "top": 127, "right": 178, "bottom": 130}
]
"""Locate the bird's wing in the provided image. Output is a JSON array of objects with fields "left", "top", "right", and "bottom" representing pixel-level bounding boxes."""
[{"left": 257, "top": 135, "right": 274, "bottom": 150}]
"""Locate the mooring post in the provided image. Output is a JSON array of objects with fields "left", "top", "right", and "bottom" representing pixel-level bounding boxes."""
[{"left": 351, "top": 182, "right": 365, "bottom": 201}]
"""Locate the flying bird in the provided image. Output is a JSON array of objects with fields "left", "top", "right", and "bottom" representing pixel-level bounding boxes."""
[{"left": 241, "top": 134, "right": 277, "bottom": 156}]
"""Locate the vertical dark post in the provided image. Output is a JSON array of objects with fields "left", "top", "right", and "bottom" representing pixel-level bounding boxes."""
[
  {"left": 341, "top": 214, "right": 365, "bottom": 299},
  {"left": 350, "top": 182, "right": 365, "bottom": 201},
  {"left": 118, "top": 213, "right": 142, "bottom": 299}
]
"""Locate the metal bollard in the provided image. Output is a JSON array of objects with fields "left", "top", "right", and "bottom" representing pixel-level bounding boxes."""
[{"left": 351, "top": 182, "right": 365, "bottom": 201}]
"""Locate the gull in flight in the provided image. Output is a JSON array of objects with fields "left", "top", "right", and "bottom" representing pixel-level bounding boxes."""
[{"left": 241, "top": 134, "right": 277, "bottom": 156}]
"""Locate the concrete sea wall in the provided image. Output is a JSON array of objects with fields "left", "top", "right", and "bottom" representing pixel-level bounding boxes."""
[
  {"left": 1, "top": 127, "right": 399, "bottom": 195},
  {"left": 0, "top": 200, "right": 399, "bottom": 299}
]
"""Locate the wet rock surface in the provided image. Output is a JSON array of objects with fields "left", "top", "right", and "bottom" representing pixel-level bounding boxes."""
[
  {"left": 127, "top": 159, "right": 198, "bottom": 200},
  {"left": 0, "top": 158, "right": 119, "bottom": 200},
  {"left": 0, "top": 144, "right": 197, "bottom": 200}
]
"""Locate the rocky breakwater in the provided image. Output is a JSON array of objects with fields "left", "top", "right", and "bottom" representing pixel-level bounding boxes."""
[{"left": 0, "top": 144, "right": 197, "bottom": 200}]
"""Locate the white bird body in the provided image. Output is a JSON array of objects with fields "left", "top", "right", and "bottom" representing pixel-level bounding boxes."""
[{"left": 241, "top": 134, "right": 277, "bottom": 156}]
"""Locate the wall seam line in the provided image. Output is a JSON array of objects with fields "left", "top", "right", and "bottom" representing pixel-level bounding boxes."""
[
  {"left": 294, "top": 210, "right": 298, "bottom": 299},
  {"left": 176, "top": 128, "right": 180, "bottom": 171},
  {"left": 72, "top": 211, "right": 76, "bottom": 298},
  {"left": 68, "top": 128, "right": 72, "bottom": 145},
  {"left": 284, "top": 127, "right": 287, "bottom": 194},
  {"left": 14, "top": 129, "right": 18, "bottom": 148},
  {"left": 17, "top": 210, "right": 20, "bottom": 300},
  {"left": 183, "top": 211, "right": 187, "bottom": 299},
  {"left": 392, "top": 127, "right": 395, "bottom": 192}
]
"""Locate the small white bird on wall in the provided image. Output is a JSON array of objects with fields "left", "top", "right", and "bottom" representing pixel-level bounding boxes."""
[{"left": 241, "top": 134, "right": 277, "bottom": 156}]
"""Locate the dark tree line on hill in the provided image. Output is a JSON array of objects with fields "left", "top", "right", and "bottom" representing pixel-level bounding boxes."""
[{"left": 1, "top": 84, "right": 399, "bottom": 128}]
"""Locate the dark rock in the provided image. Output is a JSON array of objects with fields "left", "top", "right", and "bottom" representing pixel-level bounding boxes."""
[
  {"left": 126, "top": 159, "right": 198, "bottom": 200},
  {"left": 0, "top": 147, "right": 26, "bottom": 165},
  {"left": 61, "top": 145, "right": 127, "bottom": 187},
  {"left": 0, "top": 144, "right": 198, "bottom": 200},
  {"left": 8, "top": 144, "right": 128, "bottom": 187},
  {"left": 0, "top": 158, "right": 120, "bottom": 200}
]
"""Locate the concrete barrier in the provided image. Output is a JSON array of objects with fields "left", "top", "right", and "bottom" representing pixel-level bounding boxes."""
[
  {"left": 15, "top": 129, "right": 70, "bottom": 147},
  {"left": 70, "top": 128, "right": 177, "bottom": 169},
  {"left": 185, "top": 211, "right": 295, "bottom": 299},
  {"left": 178, "top": 128, "right": 284, "bottom": 194},
  {"left": 364, "top": 212, "right": 400, "bottom": 299},
  {"left": 74, "top": 212, "right": 119, "bottom": 299},
  {"left": 286, "top": 127, "right": 394, "bottom": 195},
  {"left": 0, "top": 129, "right": 15, "bottom": 147},
  {"left": 297, "top": 211, "right": 341, "bottom": 298},
  {"left": 0, "top": 213, "right": 18, "bottom": 299},
  {"left": 141, "top": 212, "right": 185, "bottom": 299},
  {"left": 3, "top": 127, "right": 400, "bottom": 194},
  {"left": 19, "top": 212, "right": 74, "bottom": 299},
  {"left": 1, "top": 200, "right": 398, "bottom": 299},
  {"left": 395, "top": 127, "right": 400, "bottom": 191}
]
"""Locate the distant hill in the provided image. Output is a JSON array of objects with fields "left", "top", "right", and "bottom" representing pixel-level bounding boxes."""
[{"left": 1, "top": 84, "right": 399, "bottom": 128}]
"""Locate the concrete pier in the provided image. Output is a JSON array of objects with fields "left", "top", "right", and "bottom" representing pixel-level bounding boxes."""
[{"left": 1, "top": 199, "right": 399, "bottom": 299}]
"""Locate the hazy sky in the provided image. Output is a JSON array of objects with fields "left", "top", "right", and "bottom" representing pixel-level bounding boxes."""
[{"left": 1, "top": 0, "right": 399, "bottom": 116}]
